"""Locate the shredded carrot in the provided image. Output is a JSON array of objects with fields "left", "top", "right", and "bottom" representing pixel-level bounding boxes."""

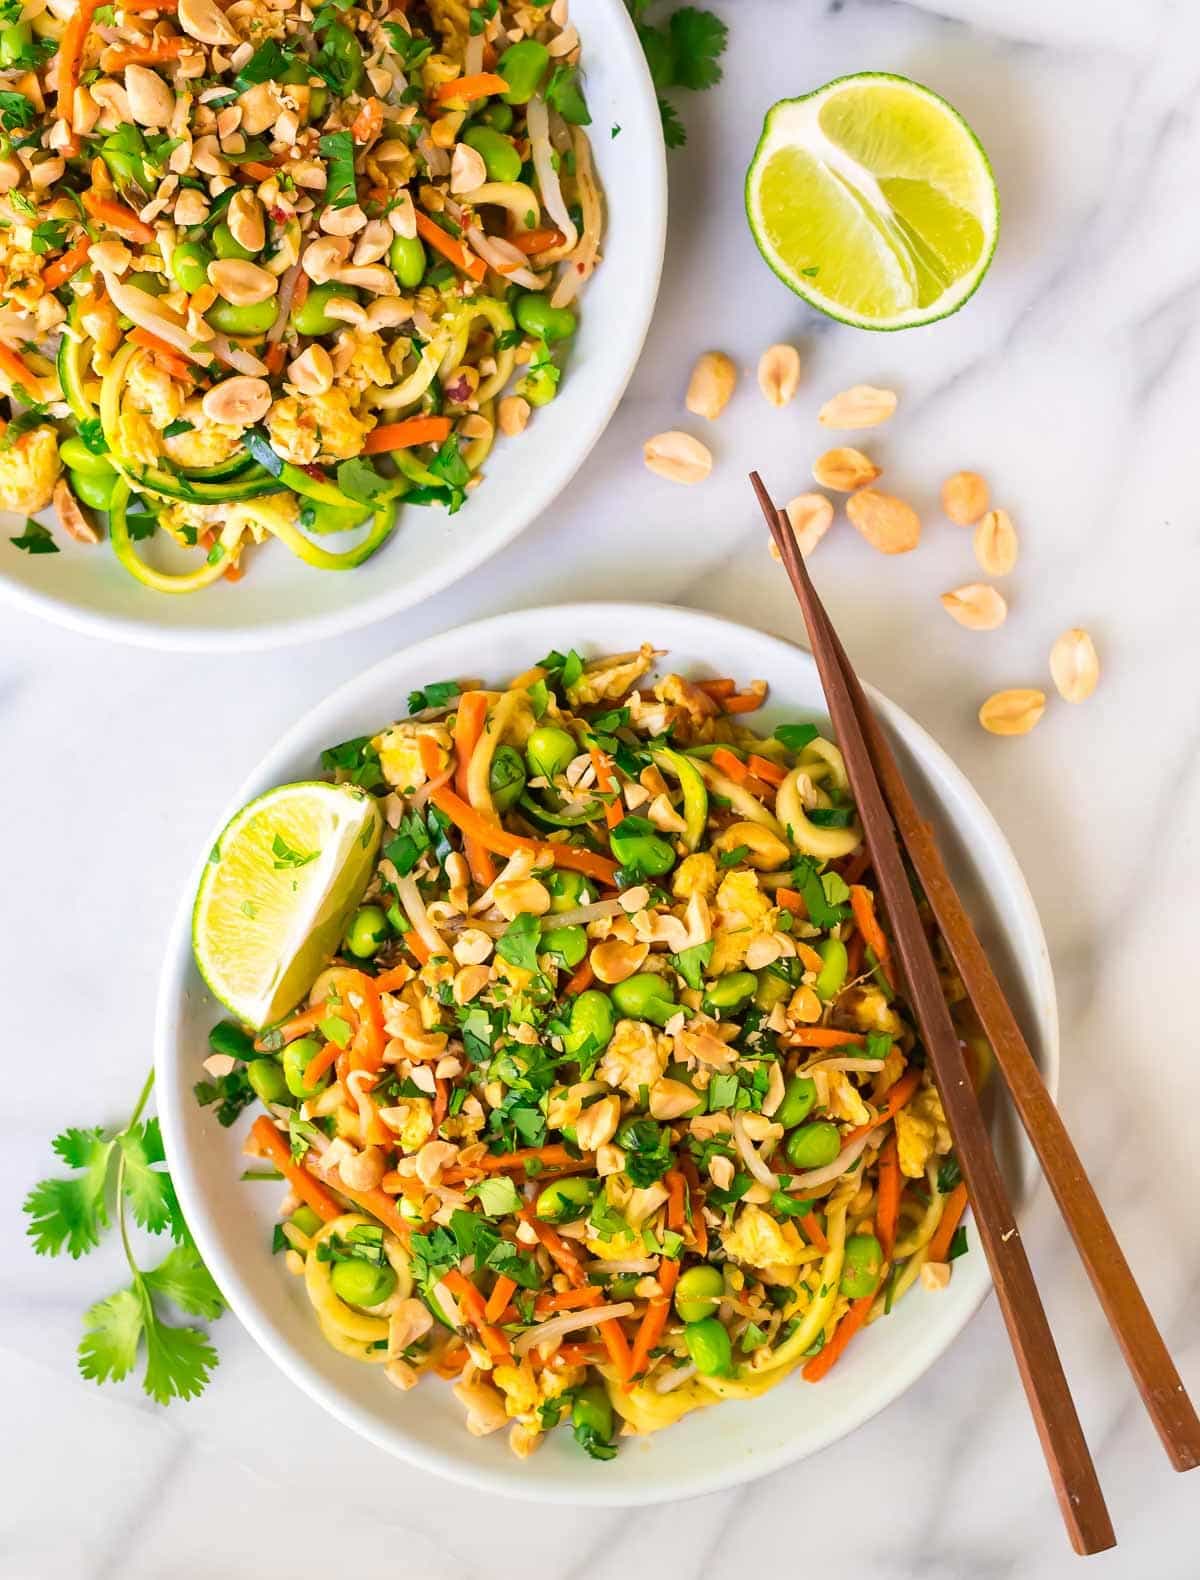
[
  {"left": 430, "top": 785, "right": 619, "bottom": 886},
  {"left": 363, "top": 415, "right": 453, "bottom": 455},
  {"left": 665, "top": 1169, "right": 685, "bottom": 1233},
  {"left": 223, "top": 560, "right": 244, "bottom": 584},
  {"left": 372, "top": 964, "right": 411, "bottom": 993},
  {"left": 875, "top": 1135, "right": 902, "bottom": 1260},
  {"left": 787, "top": 1027, "right": 867, "bottom": 1048},
  {"left": 721, "top": 690, "right": 767, "bottom": 714},
  {"left": 324, "top": 967, "right": 386, "bottom": 1073},
  {"left": 263, "top": 343, "right": 285, "bottom": 376},
  {"left": 103, "top": 37, "right": 185, "bottom": 67},
  {"left": 628, "top": 1257, "right": 678, "bottom": 1383},
  {"left": 802, "top": 1292, "right": 875, "bottom": 1382},
  {"left": 841, "top": 1067, "right": 922, "bottom": 1147},
  {"left": 796, "top": 941, "right": 825, "bottom": 974},
  {"left": 433, "top": 1338, "right": 469, "bottom": 1377},
  {"left": 927, "top": 1181, "right": 969, "bottom": 1264},
  {"left": 240, "top": 160, "right": 277, "bottom": 182},
  {"left": 747, "top": 754, "right": 786, "bottom": 786},
  {"left": 42, "top": 239, "right": 91, "bottom": 291},
  {"left": 302, "top": 1040, "right": 342, "bottom": 1091},
  {"left": 846, "top": 930, "right": 865, "bottom": 980},
  {"left": 55, "top": 0, "right": 98, "bottom": 150},
  {"left": 415, "top": 210, "right": 487, "bottom": 283},
  {"left": 565, "top": 958, "right": 594, "bottom": 996},
  {"left": 679, "top": 1157, "right": 707, "bottom": 1255},
  {"left": 255, "top": 1003, "right": 325, "bottom": 1050},
  {"left": 796, "top": 1212, "right": 827, "bottom": 1253},
  {"left": 776, "top": 887, "right": 807, "bottom": 917},
  {"left": 0, "top": 343, "right": 42, "bottom": 399},
  {"left": 535, "top": 1286, "right": 602, "bottom": 1316},
  {"left": 128, "top": 328, "right": 193, "bottom": 382},
  {"left": 447, "top": 1143, "right": 578, "bottom": 1180},
  {"left": 444, "top": 1269, "right": 512, "bottom": 1361},
  {"left": 417, "top": 733, "right": 443, "bottom": 780},
  {"left": 599, "top": 1317, "right": 634, "bottom": 1384},
  {"left": 452, "top": 692, "right": 497, "bottom": 888},
  {"left": 741, "top": 774, "right": 775, "bottom": 802},
  {"left": 554, "top": 1342, "right": 605, "bottom": 1366},
  {"left": 711, "top": 746, "right": 747, "bottom": 782},
  {"left": 588, "top": 747, "right": 623, "bottom": 829},
  {"left": 510, "top": 226, "right": 564, "bottom": 255},
  {"left": 402, "top": 928, "right": 431, "bottom": 966},
  {"left": 435, "top": 70, "right": 509, "bottom": 103},
  {"left": 849, "top": 885, "right": 889, "bottom": 965},
  {"left": 248, "top": 1116, "right": 342, "bottom": 1223},
  {"left": 485, "top": 1274, "right": 517, "bottom": 1324},
  {"left": 291, "top": 270, "right": 309, "bottom": 312},
  {"left": 81, "top": 190, "right": 155, "bottom": 244},
  {"left": 695, "top": 678, "right": 735, "bottom": 699},
  {"left": 351, "top": 95, "right": 383, "bottom": 143},
  {"left": 432, "top": 1077, "right": 449, "bottom": 1129},
  {"left": 520, "top": 1209, "right": 586, "bottom": 1286}
]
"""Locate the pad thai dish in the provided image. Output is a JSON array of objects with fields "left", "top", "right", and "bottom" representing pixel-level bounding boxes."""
[
  {"left": 199, "top": 647, "right": 984, "bottom": 1461},
  {"left": 0, "top": 0, "right": 600, "bottom": 590}
]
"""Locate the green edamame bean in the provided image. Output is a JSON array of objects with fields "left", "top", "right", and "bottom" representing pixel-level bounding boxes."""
[
  {"left": 212, "top": 221, "right": 257, "bottom": 261},
  {"left": 562, "top": 989, "right": 614, "bottom": 1060},
  {"left": 69, "top": 468, "right": 117, "bottom": 510},
  {"left": 388, "top": 233, "right": 426, "bottom": 289},
  {"left": 785, "top": 1120, "right": 841, "bottom": 1170},
  {"left": 291, "top": 280, "right": 361, "bottom": 337},
  {"left": 571, "top": 1381, "right": 613, "bottom": 1445},
  {"left": 610, "top": 972, "right": 677, "bottom": 1026},
  {"left": 704, "top": 971, "right": 757, "bottom": 1014},
  {"left": 541, "top": 924, "right": 587, "bottom": 970},
  {"left": 815, "top": 936, "right": 848, "bottom": 1001},
  {"left": 525, "top": 724, "right": 576, "bottom": 780},
  {"left": 489, "top": 744, "right": 527, "bottom": 812},
  {"left": 546, "top": 868, "right": 589, "bottom": 913},
  {"left": 517, "top": 360, "right": 558, "bottom": 407},
  {"left": 840, "top": 1233, "right": 884, "bottom": 1298},
  {"left": 463, "top": 124, "right": 522, "bottom": 183},
  {"left": 207, "top": 296, "right": 278, "bottom": 336},
  {"left": 248, "top": 1057, "right": 288, "bottom": 1105},
  {"left": 481, "top": 100, "right": 514, "bottom": 132},
  {"left": 283, "top": 1037, "right": 330, "bottom": 1100},
  {"left": 171, "top": 240, "right": 213, "bottom": 294},
  {"left": 774, "top": 1074, "right": 817, "bottom": 1131},
  {"left": 515, "top": 291, "right": 577, "bottom": 344},
  {"left": 0, "top": 20, "right": 32, "bottom": 67},
  {"left": 345, "top": 904, "right": 389, "bottom": 958},
  {"left": 126, "top": 269, "right": 166, "bottom": 297},
  {"left": 290, "top": 1205, "right": 322, "bottom": 1235},
  {"left": 498, "top": 38, "right": 550, "bottom": 104},
  {"left": 331, "top": 1256, "right": 397, "bottom": 1308},
  {"left": 208, "top": 1020, "right": 256, "bottom": 1061},
  {"left": 683, "top": 1315, "right": 733, "bottom": 1377},
  {"left": 535, "top": 1175, "right": 595, "bottom": 1222},
  {"left": 60, "top": 437, "right": 113, "bottom": 474},
  {"left": 673, "top": 1265, "right": 724, "bottom": 1325},
  {"left": 754, "top": 969, "right": 793, "bottom": 1011},
  {"left": 609, "top": 818, "right": 676, "bottom": 877}
]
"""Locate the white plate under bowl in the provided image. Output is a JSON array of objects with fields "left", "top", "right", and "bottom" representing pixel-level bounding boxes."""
[
  {"left": 156, "top": 603, "right": 1059, "bottom": 1504},
  {"left": 0, "top": 2, "right": 665, "bottom": 651}
]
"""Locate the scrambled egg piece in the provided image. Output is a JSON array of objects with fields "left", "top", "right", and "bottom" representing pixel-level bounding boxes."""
[
  {"left": 332, "top": 329, "right": 392, "bottom": 395},
  {"left": 164, "top": 398, "right": 244, "bottom": 469},
  {"left": 493, "top": 1358, "right": 582, "bottom": 1422},
  {"left": 825, "top": 1071, "right": 871, "bottom": 1127},
  {"left": 0, "top": 423, "right": 60, "bottom": 513},
  {"left": 565, "top": 643, "right": 654, "bottom": 707},
  {"left": 721, "top": 1204, "right": 805, "bottom": 1281},
  {"left": 597, "top": 1018, "right": 669, "bottom": 1097},
  {"left": 709, "top": 869, "right": 772, "bottom": 974},
  {"left": 392, "top": 1097, "right": 434, "bottom": 1153},
  {"left": 839, "top": 985, "right": 903, "bottom": 1038},
  {"left": 125, "top": 354, "right": 185, "bottom": 427},
  {"left": 672, "top": 852, "right": 718, "bottom": 902},
  {"left": 266, "top": 388, "right": 374, "bottom": 465},
  {"left": 373, "top": 721, "right": 453, "bottom": 792},
  {"left": 0, "top": 244, "right": 44, "bottom": 312},
  {"left": 116, "top": 408, "right": 161, "bottom": 466},
  {"left": 895, "top": 1082, "right": 952, "bottom": 1179}
]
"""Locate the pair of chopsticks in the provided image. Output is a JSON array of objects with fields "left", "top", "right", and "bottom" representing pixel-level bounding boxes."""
[{"left": 750, "top": 474, "right": 1199, "bottom": 1555}]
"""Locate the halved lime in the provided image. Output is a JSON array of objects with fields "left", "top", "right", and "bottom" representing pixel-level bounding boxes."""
[
  {"left": 192, "top": 782, "right": 382, "bottom": 1030},
  {"left": 746, "top": 73, "right": 998, "bottom": 330}
]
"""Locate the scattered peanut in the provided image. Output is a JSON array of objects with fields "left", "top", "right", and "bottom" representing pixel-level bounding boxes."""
[
  {"left": 643, "top": 430, "right": 713, "bottom": 485},
  {"left": 940, "top": 582, "right": 1008, "bottom": 631},
  {"left": 123, "top": 65, "right": 174, "bottom": 128},
  {"left": 941, "top": 470, "right": 989, "bottom": 525},
  {"left": 202, "top": 375, "right": 272, "bottom": 426},
  {"left": 812, "top": 446, "right": 880, "bottom": 492},
  {"left": 818, "top": 384, "right": 897, "bottom": 429},
  {"left": 973, "top": 508, "right": 1018, "bottom": 575},
  {"left": 757, "top": 343, "right": 801, "bottom": 407},
  {"left": 978, "top": 688, "right": 1046, "bottom": 737},
  {"left": 685, "top": 350, "right": 737, "bottom": 420},
  {"left": 497, "top": 395, "right": 531, "bottom": 436},
  {"left": 1049, "top": 628, "right": 1099, "bottom": 703},
  {"left": 846, "top": 488, "right": 921, "bottom": 554},
  {"left": 53, "top": 476, "right": 99, "bottom": 544},
  {"left": 783, "top": 493, "right": 834, "bottom": 556},
  {"left": 207, "top": 258, "right": 277, "bottom": 305}
]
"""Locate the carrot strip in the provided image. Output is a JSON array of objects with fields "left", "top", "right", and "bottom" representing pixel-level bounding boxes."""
[
  {"left": 433, "top": 1337, "right": 469, "bottom": 1377},
  {"left": 787, "top": 1027, "right": 867, "bottom": 1048},
  {"left": 679, "top": 1158, "right": 707, "bottom": 1255},
  {"left": 240, "top": 160, "right": 278, "bottom": 182},
  {"left": 247, "top": 1117, "right": 342, "bottom": 1223},
  {"left": 510, "top": 226, "right": 564, "bottom": 255},
  {"left": 802, "top": 1293, "right": 875, "bottom": 1382},
  {"left": 263, "top": 343, "right": 285, "bottom": 376},
  {"left": 695, "top": 678, "right": 735, "bottom": 699},
  {"left": 875, "top": 1135, "right": 902, "bottom": 1260},
  {"left": 351, "top": 95, "right": 383, "bottom": 143},
  {"left": 849, "top": 885, "right": 890, "bottom": 965},
  {"left": 415, "top": 210, "right": 487, "bottom": 283},
  {"left": 485, "top": 1274, "right": 517, "bottom": 1324},
  {"left": 665, "top": 1169, "right": 685, "bottom": 1233},
  {"left": 535, "top": 1287, "right": 602, "bottom": 1316},
  {"left": 776, "top": 887, "right": 807, "bottom": 917},
  {"left": 599, "top": 1318, "right": 634, "bottom": 1384},
  {"left": 372, "top": 964, "right": 411, "bottom": 993},
  {"left": 302, "top": 1040, "right": 342, "bottom": 1091},
  {"left": 82, "top": 191, "right": 155, "bottom": 244},
  {"left": 520, "top": 1210, "right": 586, "bottom": 1287},
  {"left": 710, "top": 747, "right": 747, "bottom": 782},
  {"left": 430, "top": 785, "right": 619, "bottom": 886},
  {"left": 845, "top": 930, "right": 865, "bottom": 980},
  {"left": 927, "top": 1181, "right": 969, "bottom": 1264},
  {"left": 721, "top": 691, "right": 767, "bottom": 714},
  {"left": 435, "top": 70, "right": 509, "bottom": 103},
  {"left": 565, "top": 959, "right": 594, "bottom": 996},
  {"left": 554, "top": 1341, "right": 605, "bottom": 1365},
  {"left": 128, "top": 328, "right": 192, "bottom": 382},
  {"left": 444, "top": 1269, "right": 512, "bottom": 1361},
  {"left": 56, "top": 0, "right": 98, "bottom": 149},
  {"left": 841, "top": 1067, "right": 922, "bottom": 1147},
  {"left": 588, "top": 747, "right": 623, "bottom": 829},
  {"left": 103, "top": 38, "right": 185, "bottom": 66},
  {"left": 363, "top": 416, "right": 453, "bottom": 455},
  {"left": 747, "top": 754, "right": 786, "bottom": 786},
  {"left": 446, "top": 1143, "right": 578, "bottom": 1181},
  {"left": 0, "top": 344, "right": 42, "bottom": 399},
  {"left": 417, "top": 733, "right": 443, "bottom": 780},
  {"left": 255, "top": 1004, "right": 325, "bottom": 1050},
  {"left": 453, "top": 692, "right": 497, "bottom": 888},
  {"left": 43, "top": 239, "right": 91, "bottom": 291},
  {"left": 800, "top": 1212, "right": 829, "bottom": 1253},
  {"left": 628, "top": 1257, "right": 678, "bottom": 1383},
  {"left": 432, "top": 1077, "right": 449, "bottom": 1129}
]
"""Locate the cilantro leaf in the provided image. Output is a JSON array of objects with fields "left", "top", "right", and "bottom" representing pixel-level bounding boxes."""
[
  {"left": 545, "top": 63, "right": 590, "bottom": 125},
  {"left": 142, "top": 1244, "right": 226, "bottom": 1319},
  {"left": 336, "top": 456, "right": 395, "bottom": 505},
  {"left": 496, "top": 911, "right": 541, "bottom": 973},
  {"left": 407, "top": 679, "right": 460, "bottom": 714},
  {"left": 668, "top": 6, "right": 727, "bottom": 90},
  {"left": 0, "top": 89, "right": 35, "bottom": 131},
  {"left": 24, "top": 1173, "right": 110, "bottom": 1258},
  {"left": 142, "top": 1316, "right": 219, "bottom": 1404},
  {"left": 470, "top": 1176, "right": 523, "bottom": 1217},
  {"left": 78, "top": 1288, "right": 143, "bottom": 1385},
  {"left": 318, "top": 130, "right": 357, "bottom": 209},
  {"left": 774, "top": 723, "right": 819, "bottom": 753},
  {"left": 10, "top": 519, "right": 58, "bottom": 555},
  {"left": 671, "top": 938, "right": 713, "bottom": 990},
  {"left": 657, "top": 95, "right": 686, "bottom": 148},
  {"left": 119, "top": 1121, "right": 183, "bottom": 1239}
]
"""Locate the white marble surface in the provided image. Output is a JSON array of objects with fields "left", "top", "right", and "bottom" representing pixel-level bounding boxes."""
[{"left": 4, "top": 0, "right": 1200, "bottom": 1573}]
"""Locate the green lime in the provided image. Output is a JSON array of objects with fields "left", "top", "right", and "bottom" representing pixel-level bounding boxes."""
[
  {"left": 192, "top": 781, "right": 382, "bottom": 1029},
  {"left": 746, "top": 72, "right": 998, "bottom": 330}
]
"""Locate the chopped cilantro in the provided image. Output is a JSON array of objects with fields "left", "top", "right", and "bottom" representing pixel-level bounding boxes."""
[{"left": 10, "top": 519, "right": 57, "bottom": 555}]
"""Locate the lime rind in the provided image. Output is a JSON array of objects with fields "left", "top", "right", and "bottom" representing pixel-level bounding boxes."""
[{"left": 745, "top": 72, "right": 999, "bottom": 332}]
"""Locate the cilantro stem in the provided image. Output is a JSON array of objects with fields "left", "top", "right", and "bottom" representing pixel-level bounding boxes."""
[{"left": 126, "top": 1067, "right": 155, "bottom": 1134}]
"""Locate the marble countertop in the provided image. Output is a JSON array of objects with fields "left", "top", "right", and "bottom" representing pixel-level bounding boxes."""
[{"left": 3, "top": 0, "right": 1199, "bottom": 1573}]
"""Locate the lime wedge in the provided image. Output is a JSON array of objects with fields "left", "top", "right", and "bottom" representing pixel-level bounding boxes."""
[
  {"left": 746, "top": 73, "right": 998, "bottom": 330},
  {"left": 192, "top": 782, "right": 382, "bottom": 1030}
]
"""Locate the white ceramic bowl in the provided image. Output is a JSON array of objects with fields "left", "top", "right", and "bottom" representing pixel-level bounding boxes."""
[
  {"left": 0, "top": 5, "right": 665, "bottom": 651},
  {"left": 156, "top": 603, "right": 1059, "bottom": 1504}
]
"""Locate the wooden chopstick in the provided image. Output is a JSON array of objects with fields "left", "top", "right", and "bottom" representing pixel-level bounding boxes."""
[
  {"left": 751, "top": 473, "right": 1116, "bottom": 1555},
  {"left": 779, "top": 521, "right": 1200, "bottom": 1478}
]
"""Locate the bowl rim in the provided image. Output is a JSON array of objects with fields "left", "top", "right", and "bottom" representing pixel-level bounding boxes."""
[
  {"left": 0, "top": 0, "right": 667, "bottom": 653},
  {"left": 155, "top": 601, "right": 1060, "bottom": 1504}
]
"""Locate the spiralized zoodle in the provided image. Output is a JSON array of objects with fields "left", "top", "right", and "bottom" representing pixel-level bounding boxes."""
[
  {"left": 209, "top": 646, "right": 987, "bottom": 1461},
  {"left": 0, "top": 0, "right": 601, "bottom": 587}
]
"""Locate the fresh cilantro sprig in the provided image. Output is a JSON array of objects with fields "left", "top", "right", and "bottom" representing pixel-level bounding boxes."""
[
  {"left": 23, "top": 1071, "right": 225, "bottom": 1405},
  {"left": 624, "top": 1, "right": 728, "bottom": 149}
]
